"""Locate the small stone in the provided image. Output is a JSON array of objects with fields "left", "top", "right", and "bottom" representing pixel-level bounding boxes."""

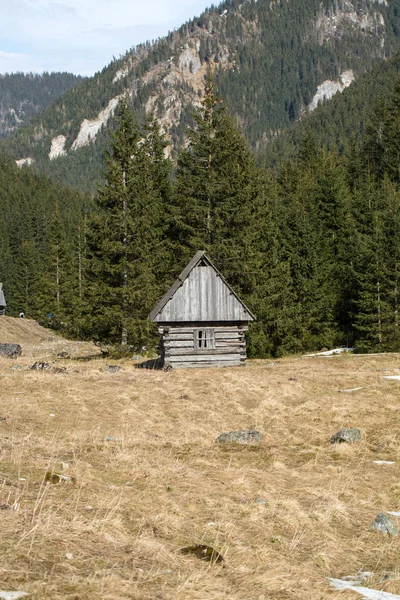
[
  {"left": 371, "top": 512, "right": 398, "bottom": 536},
  {"left": 57, "top": 351, "right": 71, "bottom": 359},
  {"left": 11, "top": 365, "right": 22, "bottom": 371},
  {"left": 104, "top": 365, "right": 120, "bottom": 373},
  {"left": 65, "top": 553, "right": 73, "bottom": 560},
  {"left": 30, "top": 361, "right": 51, "bottom": 370},
  {"left": 180, "top": 544, "right": 224, "bottom": 564},
  {"left": 0, "top": 344, "right": 22, "bottom": 358},
  {"left": 61, "top": 462, "right": 69, "bottom": 470},
  {"left": 255, "top": 498, "right": 267, "bottom": 505},
  {"left": 45, "top": 472, "right": 73, "bottom": 484},
  {"left": 330, "top": 428, "right": 361, "bottom": 444},
  {"left": 216, "top": 430, "right": 262, "bottom": 444}
]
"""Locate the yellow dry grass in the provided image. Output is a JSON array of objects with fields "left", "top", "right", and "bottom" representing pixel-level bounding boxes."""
[{"left": 1, "top": 316, "right": 400, "bottom": 599}]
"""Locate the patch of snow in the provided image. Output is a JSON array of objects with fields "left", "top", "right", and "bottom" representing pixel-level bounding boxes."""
[
  {"left": 113, "top": 67, "right": 129, "bottom": 83},
  {"left": 303, "top": 347, "right": 353, "bottom": 357},
  {"left": 383, "top": 376, "right": 400, "bottom": 381},
  {"left": 309, "top": 70, "right": 354, "bottom": 111},
  {"left": 373, "top": 461, "right": 395, "bottom": 465},
  {"left": 15, "top": 158, "right": 34, "bottom": 168},
  {"left": 339, "top": 387, "right": 363, "bottom": 393},
  {"left": 221, "top": 9, "right": 228, "bottom": 16},
  {"left": 0, "top": 593, "right": 29, "bottom": 600},
  {"left": 330, "top": 578, "right": 400, "bottom": 599},
  {"left": 49, "top": 135, "right": 67, "bottom": 160},
  {"left": 387, "top": 511, "right": 400, "bottom": 517},
  {"left": 71, "top": 96, "right": 120, "bottom": 150}
]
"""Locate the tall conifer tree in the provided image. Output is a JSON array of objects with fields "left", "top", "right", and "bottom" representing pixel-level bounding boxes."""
[{"left": 85, "top": 96, "right": 171, "bottom": 347}]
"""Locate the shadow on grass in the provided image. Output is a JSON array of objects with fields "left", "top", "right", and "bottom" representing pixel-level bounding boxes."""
[
  {"left": 135, "top": 358, "right": 164, "bottom": 370},
  {"left": 71, "top": 353, "right": 103, "bottom": 362}
]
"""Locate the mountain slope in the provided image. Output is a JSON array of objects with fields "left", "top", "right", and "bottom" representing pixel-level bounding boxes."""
[
  {"left": 0, "top": 72, "right": 84, "bottom": 138},
  {"left": 261, "top": 52, "right": 400, "bottom": 168},
  {"left": 2, "top": 0, "right": 400, "bottom": 191}
]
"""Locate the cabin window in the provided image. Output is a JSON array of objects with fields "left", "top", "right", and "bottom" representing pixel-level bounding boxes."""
[{"left": 194, "top": 328, "right": 215, "bottom": 350}]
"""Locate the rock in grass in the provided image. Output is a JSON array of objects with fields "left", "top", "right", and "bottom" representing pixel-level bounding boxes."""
[
  {"left": 371, "top": 513, "right": 398, "bottom": 536},
  {"left": 0, "top": 344, "right": 22, "bottom": 358},
  {"left": 216, "top": 430, "right": 262, "bottom": 444},
  {"left": 330, "top": 428, "right": 361, "bottom": 444},
  {"left": 180, "top": 544, "right": 224, "bottom": 563},
  {"left": 45, "top": 471, "right": 73, "bottom": 484},
  {"left": 104, "top": 365, "right": 120, "bottom": 373},
  {"left": 30, "top": 361, "right": 51, "bottom": 370}
]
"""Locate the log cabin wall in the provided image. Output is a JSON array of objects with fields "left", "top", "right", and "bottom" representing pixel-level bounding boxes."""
[{"left": 160, "top": 323, "right": 248, "bottom": 368}]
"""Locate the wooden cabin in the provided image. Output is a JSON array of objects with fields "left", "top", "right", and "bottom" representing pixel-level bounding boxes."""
[
  {"left": 150, "top": 251, "right": 255, "bottom": 368},
  {"left": 0, "top": 283, "right": 6, "bottom": 316}
]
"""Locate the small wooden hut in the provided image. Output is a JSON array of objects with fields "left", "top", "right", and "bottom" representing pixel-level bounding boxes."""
[
  {"left": 150, "top": 251, "right": 255, "bottom": 368},
  {"left": 0, "top": 283, "right": 6, "bottom": 316}
]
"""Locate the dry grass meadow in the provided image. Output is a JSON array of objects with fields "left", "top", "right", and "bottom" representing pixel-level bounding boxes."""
[{"left": 1, "top": 317, "right": 400, "bottom": 599}]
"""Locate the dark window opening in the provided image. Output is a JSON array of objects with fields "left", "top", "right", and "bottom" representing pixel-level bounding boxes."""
[
  {"left": 198, "top": 259, "right": 208, "bottom": 267},
  {"left": 194, "top": 328, "right": 215, "bottom": 350}
]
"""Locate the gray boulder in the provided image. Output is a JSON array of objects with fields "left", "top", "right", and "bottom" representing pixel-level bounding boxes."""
[
  {"left": 30, "top": 361, "right": 51, "bottom": 370},
  {"left": 330, "top": 428, "right": 361, "bottom": 444},
  {"left": 216, "top": 430, "right": 262, "bottom": 444},
  {"left": 104, "top": 365, "right": 120, "bottom": 373},
  {"left": 371, "top": 513, "right": 398, "bottom": 536},
  {"left": 0, "top": 344, "right": 22, "bottom": 358}
]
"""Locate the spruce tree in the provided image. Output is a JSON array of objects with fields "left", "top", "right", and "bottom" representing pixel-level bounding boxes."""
[
  {"left": 172, "top": 77, "right": 284, "bottom": 355},
  {"left": 85, "top": 96, "right": 171, "bottom": 348}
]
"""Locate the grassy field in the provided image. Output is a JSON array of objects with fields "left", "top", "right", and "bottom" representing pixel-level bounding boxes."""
[{"left": 1, "top": 316, "right": 400, "bottom": 599}]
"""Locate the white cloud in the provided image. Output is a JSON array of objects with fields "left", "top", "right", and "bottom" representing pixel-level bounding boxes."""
[{"left": 0, "top": 0, "right": 213, "bottom": 75}]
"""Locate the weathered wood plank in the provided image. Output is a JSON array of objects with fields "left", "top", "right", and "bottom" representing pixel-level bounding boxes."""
[
  {"left": 164, "top": 340, "right": 194, "bottom": 348},
  {"left": 165, "top": 326, "right": 248, "bottom": 334},
  {"left": 170, "top": 361, "right": 245, "bottom": 368},
  {"left": 168, "top": 353, "right": 245, "bottom": 362},
  {"left": 167, "top": 347, "right": 244, "bottom": 357},
  {"left": 164, "top": 334, "right": 193, "bottom": 341},
  {"left": 156, "top": 265, "right": 252, "bottom": 322}
]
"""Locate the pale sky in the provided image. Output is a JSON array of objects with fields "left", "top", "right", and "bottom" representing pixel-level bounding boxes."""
[{"left": 0, "top": 0, "right": 215, "bottom": 76}]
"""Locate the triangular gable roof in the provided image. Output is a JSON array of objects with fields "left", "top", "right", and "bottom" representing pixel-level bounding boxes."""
[
  {"left": 0, "top": 283, "right": 6, "bottom": 307},
  {"left": 150, "top": 251, "right": 255, "bottom": 322}
]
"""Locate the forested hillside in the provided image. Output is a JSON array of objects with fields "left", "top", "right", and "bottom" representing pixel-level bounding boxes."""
[
  {"left": 262, "top": 53, "right": 400, "bottom": 168},
  {"left": 0, "top": 155, "right": 91, "bottom": 323},
  {"left": 2, "top": 0, "right": 400, "bottom": 192},
  {"left": 0, "top": 72, "right": 84, "bottom": 138},
  {"left": 2, "top": 76, "right": 400, "bottom": 356}
]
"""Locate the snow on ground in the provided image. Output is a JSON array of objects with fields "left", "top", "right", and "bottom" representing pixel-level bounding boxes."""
[
  {"left": 303, "top": 347, "right": 353, "bottom": 357},
  {"left": 49, "top": 135, "right": 67, "bottom": 160},
  {"left": 330, "top": 577, "right": 400, "bottom": 599},
  {"left": 71, "top": 96, "right": 120, "bottom": 150},
  {"left": 309, "top": 70, "right": 355, "bottom": 111}
]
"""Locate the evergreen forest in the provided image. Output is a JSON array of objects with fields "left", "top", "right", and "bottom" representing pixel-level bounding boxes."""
[
  {"left": 0, "top": 72, "right": 84, "bottom": 138},
  {"left": 2, "top": 76, "right": 400, "bottom": 357}
]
